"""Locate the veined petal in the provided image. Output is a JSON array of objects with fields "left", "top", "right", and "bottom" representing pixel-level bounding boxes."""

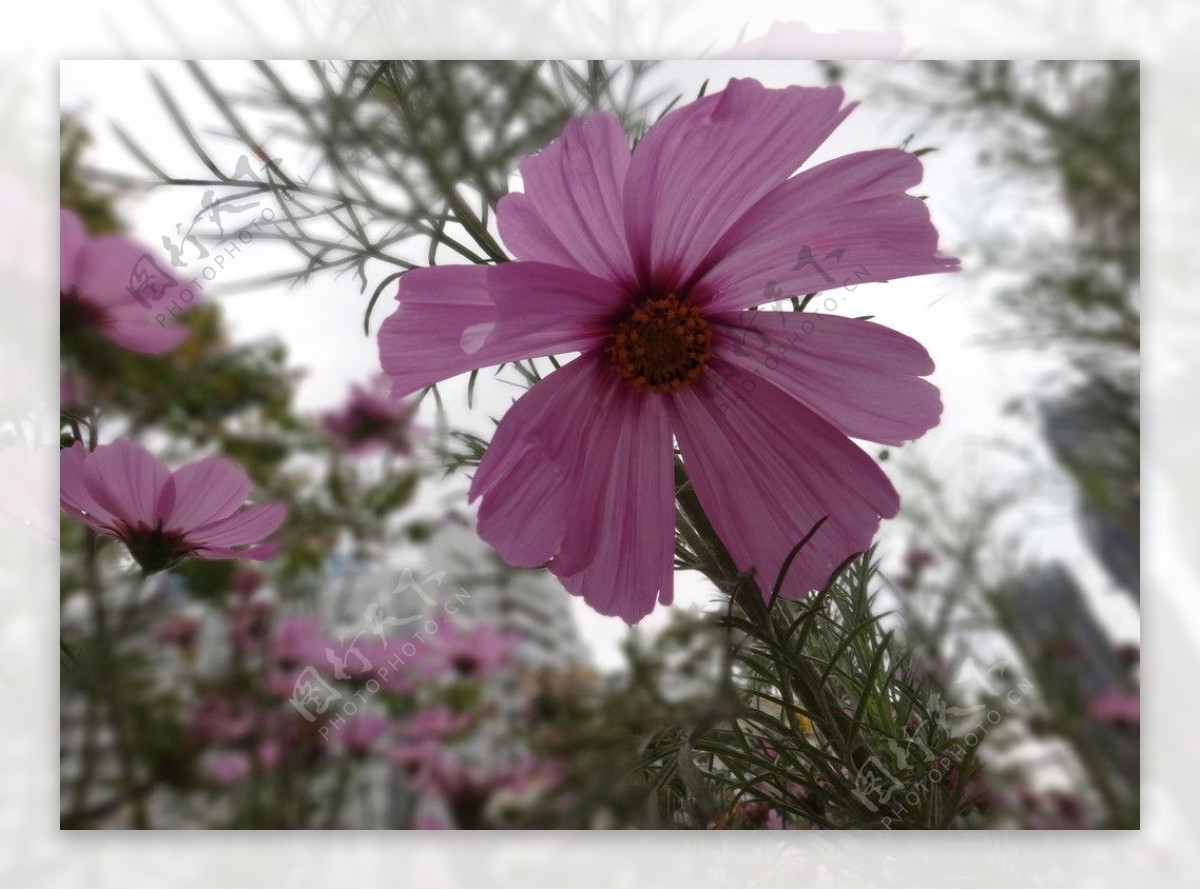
[
  {"left": 379, "top": 261, "right": 627, "bottom": 398},
  {"left": 670, "top": 358, "right": 899, "bottom": 601},
  {"left": 711, "top": 311, "right": 942, "bottom": 445},
  {"left": 497, "top": 113, "right": 634, "bottom": 287},
  {"left": 188, "top": 502, "right": 287, "bottom": 549},
  {"left": 59, "top": 442, "right": 116, "bottom": 532},
  {"left": 192, "top": 541, "right": 278, "bottom": 561},
  {"left": 469, "top": 353, "right": 675, "bottom": 623},
  {"left": 76, "top": 235, "right": 177, "bottom": 309},
  {"left": 82, "top": 439, "right": 174, "bottom": 530},
  {"left": 694, "top": 149, "right": 959, "bottom": 312},
  {"left": 164, "top": 456, "right": 253, "bottom": 532},
  {"left": 623, "top": 78, "right": 852, "bottom": 293},
  {"left": 103, "top": 304, "right": 190, "bottom": 354}
]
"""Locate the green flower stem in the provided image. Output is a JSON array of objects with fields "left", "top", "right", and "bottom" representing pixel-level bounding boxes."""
[
  {"left": 673, "top": 459, "right": 865, "bottom": 772},
  {"left": 82, "top": 532, "right": 149, "bottom": 828}
]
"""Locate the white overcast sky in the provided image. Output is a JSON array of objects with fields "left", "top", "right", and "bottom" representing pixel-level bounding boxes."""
[{"left": 59, "top": 60, "right": 1141, "bottom": 668}]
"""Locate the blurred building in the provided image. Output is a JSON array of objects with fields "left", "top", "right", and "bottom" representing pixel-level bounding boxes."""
[
  {"left": 321, "top": 517, "right": 589, "bottom": 674},
  {"left": 318, "top": 516, "right": 590, "bottom": 826},
  {"left": 995, "top": 563, "right": 1138, "bottom": 815}
]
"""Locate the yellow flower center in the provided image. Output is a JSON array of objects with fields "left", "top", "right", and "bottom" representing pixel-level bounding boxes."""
[{"left": 607, "top": 294, "right": 712, "bottom": 393}]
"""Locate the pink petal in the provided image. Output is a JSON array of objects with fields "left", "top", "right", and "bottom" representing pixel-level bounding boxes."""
[
  {"left": 188, "top": 502, "right": 287, "bottom": 549},
  {"left": 59, "top": 442, "right": 116, "bottom": 532},
  {"left": 379, "top": 261, "right": 626, "bottom": 398},
  {"left": 496, "top": 113, "right": 634, "bottom": 287},
  {"left": 164, "top": 456, "right": 253, "bottom": 531},
  {"left": 75, "top": 234, "right": 170, "bottom": 308},
  {"left": 670, "top": 358, "right": 899, "bottom": 601},
  {"left": 102, "top": 304, "right": 190, "bottom": 354},
  {"left": 623, "top": 78, "right": 851, "bottom": 293},
  {"left": 60, "top": 208, "right": 87, "bottom": 294},
  {"left": 81, "top": 439, "right": 175, "bottom": 531},
  {"left": 693, "top": 149, "right": 959, "bottom": 312},
  {"left": 469, "top": 353, "right": 675, "bottom": 623},
  {"left": 711, "top": 311, "right": 941, "bottom": 445}
]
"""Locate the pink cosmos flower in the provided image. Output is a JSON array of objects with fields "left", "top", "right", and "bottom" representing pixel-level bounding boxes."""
[
  {"left": 428, "top": 621, "right": 518, "bottom": 680},
  {"left": 190, "top": 695, "right": 256, "bottom": 745},
  {"left": 229, "top": 600, "right": 273, "bottom": 652},
  {"left": 388, "top": 740, "right": 443, "bottom": 786},
  {"left": 322, "top": 374, "right": 423, "bottom": 455},
  {"left": 230, "top": 565, "right": 265, "bottom": 599},
  {"left": 154, "top": 614, "right": 202, "bottom": 649},
  {"left": 59, "top": 439, "right": 287, "bottom": 572},
  {"left": 328, "top": 712, "right": 390, "bottom": 755},
  {"left": 396, "top": 705, "right": 472, "bottom": 743},
  {"left": 60, "top": 208, "right": 192, "bottom": 354},
  {"left": 270, "top": 613, "right": 326, "bottom": 670},
  {"left": 1088, "top": 688, "right": 1140, "bottom": 727},
  {"left": 203, "top": 749, "right": 251, "bottom": 786},
  {"left": 379, "top": 78, "right": 957, "bottom": 622}
]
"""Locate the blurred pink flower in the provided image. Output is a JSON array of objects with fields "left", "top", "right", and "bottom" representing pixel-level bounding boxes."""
[
  {"left": 154, "top": 614, "right": 201, "bottom": 649},
  {"left": 60, "top": 208, "right": 192, "bottom": 354},
  {"left": 329, "top": 712, "right": 389, "bottom": 756},
  {"left": 203, "top": 749, "right": 251, "bottom": 786},
  {"left": 257, "top": 738, "right": 284, "bottom": 770},
  {"left": 429, "top": 622, "right": 518, "bottom": 680},
  {"left": 270, "top": 613, "right": 326, "bottom": 670},
  {"left": 379, "top": 78, "right": 956, "bottom": 622},
  {"left": 229, "top": 600, "right": 273, "bottom": 652},
  {"left": 59, "top": 439, "right": 287, "bottom": 572},
  {"left": 1088, "top": 688, "right": 1140, "bottom": 727},
  {"left": 396, "top": 705, "right": 471, "bottom": 743},
  {"left": 322, "top": 374, "right": 423, "bottom": 455},
  {"left": 191, "top": 695, "right": 256, "bottom": 745},
  {"left": 230, "top": 565, "right": 265, "bottom": 599},
  {"left": 388, "top": 740, "right": 443, "bottom": 786}
]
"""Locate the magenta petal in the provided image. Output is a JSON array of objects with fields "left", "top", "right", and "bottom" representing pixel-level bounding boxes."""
[
  {"left": 164, "top": 456, "right": 253, "bottom": 531},
  {"left": 379, "top": 261, "right": 627, "bottom": 398},
  {"left": 623, "top": 78, "right": 851, "bottom": 292},
  {"left": 60, "top": 208, "right": 87, "bottom": 294},
  {"left": 670, "top": 358, "right": 900, "bottom": 601},
  {"left": 695, "top": 149, "right": 959, "bottom": 312},
  {"left": 188, "top": 502, "right": 287, "bottom": 549},
  {"left": 193, "top": 541, "right": 278, "bottom": 561},
  {"left": 469, "top": 353, "right": 675, "bottom": 623},
  {"left": 497, "top": 113, "right": 634, "bottom": 287},
  {"left": 711, "top": 311, "right": 942, "bottom": 445},
  {"left": 59, "top": 443, "right": 116, "bottom": 532},
  {"left": 81, "top": 439, "right": 174, "bottom": 531},
  {"left": 75, "top": 234, "right": 169, "bottom": 308},
  {"left": 102, "top": 304, "right": 190, "bottom": 354}
]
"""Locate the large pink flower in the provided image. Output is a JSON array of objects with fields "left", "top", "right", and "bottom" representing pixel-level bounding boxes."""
[
  {"left": 378, "top": 79, "right": 958, "bottom": 623},
  {"left": 60, "top": 208, "right": 192, "bottom": 354},
  {"left": 60, "top": 439, "right": 287, "bottom": 571}
]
